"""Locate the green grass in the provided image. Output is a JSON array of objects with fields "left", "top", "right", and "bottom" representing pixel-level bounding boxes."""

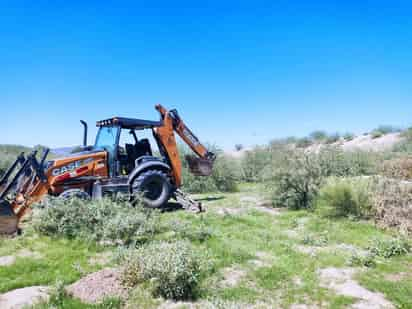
[
  {"left": 1, "top": 183, "right": 411, "bottom": 308},
  {"left": 0, "top": 235, "right": 108, "bottom": 293}
]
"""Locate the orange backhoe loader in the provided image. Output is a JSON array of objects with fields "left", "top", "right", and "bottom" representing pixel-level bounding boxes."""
[{"left": 0, "top": 105, "right": 216, "bottom": 234}]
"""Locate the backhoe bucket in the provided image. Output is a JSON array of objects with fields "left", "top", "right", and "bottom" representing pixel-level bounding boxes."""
[
  {"left": 185, "top": 155, "right": 214, "bottom": 176},
  {"left": 0, "top": 200, "right": 18, "bottom": 234}
]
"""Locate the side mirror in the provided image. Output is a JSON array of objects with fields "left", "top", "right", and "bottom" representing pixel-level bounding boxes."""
[{"left": 80, "top": 120, "right": 88, "bottom": 147}]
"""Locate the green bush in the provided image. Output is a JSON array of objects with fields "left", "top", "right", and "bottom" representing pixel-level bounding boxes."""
[
  {"left": 240, "top": 146, "right": 272, "bottom": 182},
  {"left": 317, "top": 178, "right": 373, "bottom": 218},
  {"left": 325, "top": 133, "right": 340, "bottom": 144},
  {"left": 121, "top": 240, "right": 201, "bottom": 300},
  {"left": 374, "top": 125, "right": 399, "bottom": 135},
  {"left": 368, "top": 237, "right": 411, "bottom": 258},
  {"left": 318, "top": 147, "right": 377, "bottom": 177},
  {"left": 32, "top": 197, "right": 159, "bottom": 245},
  {"left": 348, "top": 252, "right": 376, "bottom": 268},
  {"left": 394, "top": 128, "right": 412, "bottom": 153},
  {"left": 180, "top": 145, "right": 239, "bottom": 193},
  {"left": 0, "top": 144, "right": 32, "bottom": 176},
  {"left": 371, "top": 130, "right": 383, "bottom": 139},
  {"left": 269, "top": 150, "right": 323, "bottom": 209},
  {"left": 343, "top": 132, "right": 355, "bottom": 141},
  {"left": 295, "top": 137, "right": 312, "bottom": 148},
  {"left": 182, "top": 154, "right": 239, "bottom": 193},
  {"left": 309, "top": 130, "right": 327, "bottom": 142}
]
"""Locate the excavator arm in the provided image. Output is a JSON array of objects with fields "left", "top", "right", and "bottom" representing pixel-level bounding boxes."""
[{"left": 154, "top": 104, "right": 216, "bottom": 187}]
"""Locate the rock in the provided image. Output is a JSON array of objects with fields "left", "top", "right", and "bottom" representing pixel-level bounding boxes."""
[
  {"left": 318, "top": 267, "right": 394, "bottom": 308},
  {"left": 0, "top": 286, "right": 49, "bottom": 309},
  {"left": 0, "top": 255, "right": 16, "bottom": 266}
]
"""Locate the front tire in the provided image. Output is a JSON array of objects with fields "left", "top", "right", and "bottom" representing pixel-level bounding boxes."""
[{"left": 131, "top": 170, "right": 171, "bottom": 208}]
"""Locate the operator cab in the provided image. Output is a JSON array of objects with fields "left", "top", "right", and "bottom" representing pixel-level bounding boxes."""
[{"left": 94, "top": 117, "right": 163, "bottom": 176}]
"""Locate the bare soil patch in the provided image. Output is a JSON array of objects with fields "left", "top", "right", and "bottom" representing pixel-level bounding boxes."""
[
  {"left": 66, "top": 268, "right": 128, "bottom": 304},
  {"left": 220, "top": 266, "right": 247, "bottom": 287},
  {"left": 0, "top": 286, "right": 49, "bottom": 309},
  {"left": 319, "top": 267, "right": 394, "bottom": 308}
]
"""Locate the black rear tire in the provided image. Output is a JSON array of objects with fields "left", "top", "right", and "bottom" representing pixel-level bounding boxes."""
[
  {"left": 59, "top": 189, "right": 90, "bottom": 200},
  {"left": 131, "top": 170, "right": 171, "bottom": 208}
]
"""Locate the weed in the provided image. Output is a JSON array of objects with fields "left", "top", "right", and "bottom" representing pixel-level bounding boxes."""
[
  {"left": 348, "top": 252, "right": 376, "bottom": 268},
  {"left": 368, "top": 237, "right": 411, "bottom": 258},
  {"left": 302, "top": 231, "right": 329, "bottom": 247}
]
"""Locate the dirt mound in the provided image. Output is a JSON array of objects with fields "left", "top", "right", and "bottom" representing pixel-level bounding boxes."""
[
  {"left": 66, "top": 268, "right": 128, "bottom": 304},
  {"left": 0, "top": 286, "right": 49, "bottom": 309}
]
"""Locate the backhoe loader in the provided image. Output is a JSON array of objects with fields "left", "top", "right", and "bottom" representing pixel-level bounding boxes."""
[{"left": 0, "top": 105, "right": 216, "bottom": 234}]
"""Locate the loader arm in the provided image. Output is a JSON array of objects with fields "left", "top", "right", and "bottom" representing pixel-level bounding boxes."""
[{"left": 154, "top": 104, "right": 216, "bottom": 187}]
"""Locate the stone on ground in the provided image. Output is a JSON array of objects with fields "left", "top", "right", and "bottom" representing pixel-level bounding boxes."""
[
  {"left": 0, "top": 255, "right": 16, "bottom": 266},
  {"left": 318, "top": 267, "right": 394, "bottom": 309},
  {"left": 0, "top": 286, "right": 49, "bottom": 309}
]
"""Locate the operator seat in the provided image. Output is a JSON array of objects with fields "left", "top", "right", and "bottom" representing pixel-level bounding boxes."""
[
  {"left": 135, "top": 138, "right": 152, "bottom": 158},
  {"left": 125, "top": 139, "right": 153, "bottom": 170}
]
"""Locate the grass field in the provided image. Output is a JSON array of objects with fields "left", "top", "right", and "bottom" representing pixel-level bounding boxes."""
[{"left": 1, "top": 184, "right": 410, "bottom": 308}]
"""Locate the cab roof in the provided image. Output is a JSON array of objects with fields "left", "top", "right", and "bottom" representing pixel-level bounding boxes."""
[{"left": 96, "top": 117, "right": 163, "bottom": 129}]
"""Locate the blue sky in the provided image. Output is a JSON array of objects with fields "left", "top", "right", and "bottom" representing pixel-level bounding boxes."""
[{"left": 1, "top": 1, "right": 411, "bottom": 150}]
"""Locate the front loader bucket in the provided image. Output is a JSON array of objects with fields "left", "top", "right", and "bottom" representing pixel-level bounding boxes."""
[
  {"left": 185, "top": 155, "right": 214, "bottom": 176},
  {"left": 0, "top": 200, "right": 18, "bottom": 234}
]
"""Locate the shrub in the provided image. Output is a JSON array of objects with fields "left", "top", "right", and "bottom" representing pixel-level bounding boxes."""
[
  {"left": 394, "top": 128, "right": 412, "bottom": 153},
  {"left": 343, "top": 132, "right": 355, "bottom": 141},
  {"left": 269, "top": 150, "right": 323, "bottom": 209},
  {"left": 325, "top": 133, "right": 340, "bottom": 144},
  {"left": 180, "top": 145, "right": 239, "bottom": 193},
  {"left": 182, "top": 155, "right": 239, "bottom": 193},
  {"left": 317, "top": 178, "right": 373, "bottom": 218},
  {"left": 295, "top": 137, "right": 312, "bottom": 148},
  {"left": 121, "top": 240, "right": 201, "bottom": 300},
  {"left": 368, "top": 237, "right": 411, "bottom": 258},
  {"left": 348, "top": 252, "right": 376, "bottom": 268},
  {"left": 302, "top": 232, "right": 329, "bottom": 247},
  {"left": 309, "top": 130, "right": 327, "bottom": 142},
  {"left": 380, "top": 156, "right": 412, "bottom": 180},
  {"left": 372, "top": 178, "right": 412, "bottom": 235},
  {"left": 318, "top": 147, "right": 377, "bottom": 177},
  {"left": 32, "top": 197, "right": 159, "bottom": 245},
  {"left": 240, "top": 146, "right": 272, "bottom": 182},
  {"left": 0, "top": 144, "right": 32, "bottom": 176},
  {"left": 371, "top": 130, "right": 383, "bottom": 139},
  {"left": 374, "top": 125, "right": 399, "bottom": 135}
]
